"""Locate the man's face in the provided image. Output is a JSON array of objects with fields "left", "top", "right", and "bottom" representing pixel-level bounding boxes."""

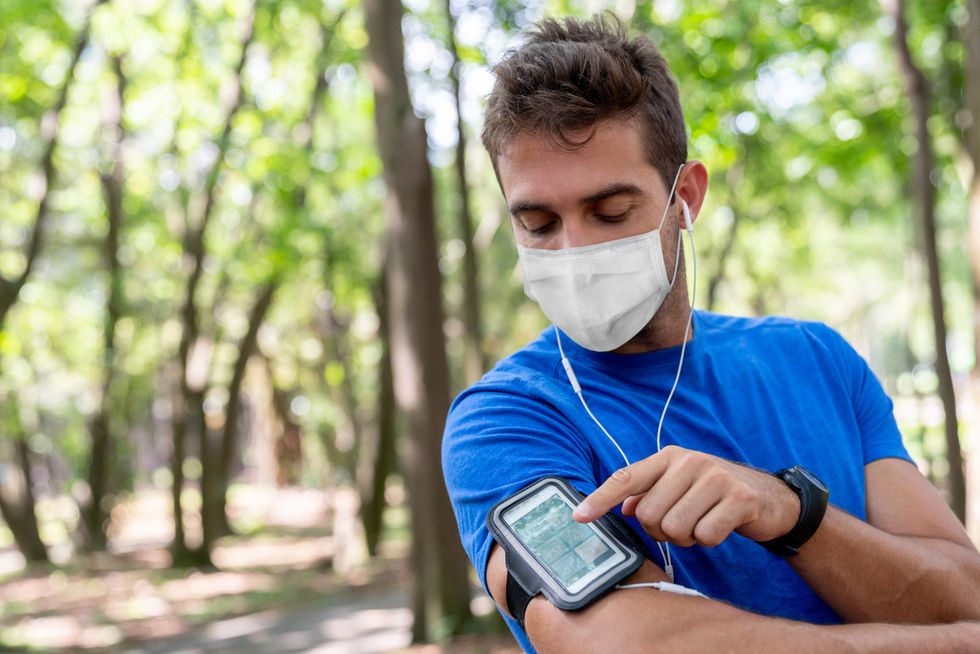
[{"left": 497, "top": 118, "right": 680, "bottom": 251}]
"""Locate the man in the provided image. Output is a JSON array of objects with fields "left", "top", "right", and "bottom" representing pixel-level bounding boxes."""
[{"left": 441, "top": 15, "right": 980, "bottom": 653}]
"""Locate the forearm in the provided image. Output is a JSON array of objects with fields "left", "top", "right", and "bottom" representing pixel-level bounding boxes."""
[
  {"left": 791, "top": 506, "right": 980, "bottom": 623},
  {"left": 525, "top": 583, "right": 979, "bottom": 654},
  {"left": 488, "top": 537, "right": 975, "bottom": 653}
]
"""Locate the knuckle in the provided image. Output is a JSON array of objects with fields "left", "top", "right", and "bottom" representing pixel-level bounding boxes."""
[
  {"left": 676, "top": 451, "right": 704, "bottom": 473},
  {"left": 661, "top": 513, "right": 685, "bottom": 538},
  {"left": 611, "top": 466, "right": 633, "bottom": 484},
  {"left": 694, "top": 522, "right": 724, "bottom": 547},
  {"left": 702, "top": 466, "right": 726, "bottom": 486},
  {"left": 636, "top": 504, "right": 663, "bottom": 531},
  {"left": 673, "top": 454, "right": 693, "bottom": 472},
  {"left": 734, "top": 485, "right": 760, "bottom": 505},
  {"left": 635, "top": 502, "right": 655, "bottom": 523}
]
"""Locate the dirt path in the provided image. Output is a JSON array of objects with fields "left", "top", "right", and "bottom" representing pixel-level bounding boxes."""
[{"left": 107, "top": 590, "right": 412, "bottom": 654}]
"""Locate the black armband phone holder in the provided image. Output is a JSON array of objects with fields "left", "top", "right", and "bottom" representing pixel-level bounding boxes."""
[{"left": 487, "top": 477, "right": 645, "bottom": 630}]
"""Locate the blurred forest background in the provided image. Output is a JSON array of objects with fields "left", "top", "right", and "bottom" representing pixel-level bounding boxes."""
[{"left": 1, "top": 0, "right": 980, "bottom": 651}]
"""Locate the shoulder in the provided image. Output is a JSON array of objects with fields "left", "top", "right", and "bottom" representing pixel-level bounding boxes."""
[
  {"left": 698, "top": 310, "right": 849, "bottom": 355},
  {"left": 698, "top": 310, "right": 837, "bottom": 338},
  {"left": 442, "top": 327, "right": 580, "bottom": 457},
  {"left": 697, "top": 311, "right": 866, "bottom": 385},
  {"left": 447, "top": 327, "right": 564, "bottom": 421},
  {"left": 442, "top": 328, "right": 599, "bottom": 484}
]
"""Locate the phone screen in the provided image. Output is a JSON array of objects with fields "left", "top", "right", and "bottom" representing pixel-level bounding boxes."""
[{"left": 504, "top": 487, "right": 625, "bottom": 593}]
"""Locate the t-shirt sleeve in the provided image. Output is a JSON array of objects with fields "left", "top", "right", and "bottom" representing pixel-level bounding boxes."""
[
  {"left": 815, "top": 323, "right": 914, "bottom": 466},
  {"left": 441, "top": 376, "right": 600, "bottom": 596}
]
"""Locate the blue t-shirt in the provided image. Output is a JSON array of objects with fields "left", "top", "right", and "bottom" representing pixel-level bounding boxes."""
[{"left": 441, "top": 310, "right": 913, "bottom": 653}]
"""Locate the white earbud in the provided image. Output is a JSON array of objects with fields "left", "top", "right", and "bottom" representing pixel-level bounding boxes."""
[{"left": 681, "top": 199, "right": 693, "bottom": 233}]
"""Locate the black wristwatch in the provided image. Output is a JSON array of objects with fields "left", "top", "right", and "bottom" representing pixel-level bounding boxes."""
[{"left": 757, "top": 466, "right": 829, "bottom": 557}]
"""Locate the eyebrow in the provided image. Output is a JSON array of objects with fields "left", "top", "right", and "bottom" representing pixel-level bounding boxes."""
[
  {"left": 508, "top": 182, "right": 644, "bottom": 216},
  {"left": 581, "top": 182, "right": 644, "bottom": 205}
]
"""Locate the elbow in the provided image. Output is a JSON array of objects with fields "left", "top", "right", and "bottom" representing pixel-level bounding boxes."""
[
  {"left": 917, "top": 546, "right": 980, "bottom": 623},
  {"left": 946, "top": 550, "right": 980, "bottom": 622},
  {"left": 856, "top": 545, "right": 980, "bottom": 624},
  {"left": 926, "top": 542, "right": 980, "bottom": 623}
]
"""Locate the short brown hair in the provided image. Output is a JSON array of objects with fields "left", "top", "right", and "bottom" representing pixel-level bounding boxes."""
[{"left": 481, "top": 14, "right": 687, "bottom": 190}]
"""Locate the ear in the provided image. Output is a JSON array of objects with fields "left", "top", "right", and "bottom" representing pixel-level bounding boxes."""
[{"left": 675, "top": 160, "right": 709, "bottom": 230}]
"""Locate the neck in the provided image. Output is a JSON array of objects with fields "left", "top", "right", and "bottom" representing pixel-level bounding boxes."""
[{"left": 610, "top": 270, "right": 693, "bottom": 354}]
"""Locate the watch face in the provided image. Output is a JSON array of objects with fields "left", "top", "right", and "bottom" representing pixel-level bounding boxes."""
[{"left": 796, "top": 467, "right": 828, "bottom": 493}]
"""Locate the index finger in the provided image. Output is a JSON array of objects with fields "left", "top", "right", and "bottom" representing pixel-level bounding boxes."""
[{"left": 573, "top": 453, "right": 671, "bottom": 522}]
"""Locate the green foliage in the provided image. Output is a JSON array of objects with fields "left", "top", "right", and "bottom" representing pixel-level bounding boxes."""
[{"left": 0, "top": 0, "right": 973, "bottom": 552}]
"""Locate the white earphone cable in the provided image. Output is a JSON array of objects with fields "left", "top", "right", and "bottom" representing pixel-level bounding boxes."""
[
  {"left": 615, "top": 581, "right": 706, "bottom": 597},
  {"left": 554, "top": 167, "right": 696, "bottom": 584},
  {"left": 656, "top": 223, "right": 696, "bottom": 454},
  {"left": 556, "top": 328, "right": 672, "bottom": 579}
]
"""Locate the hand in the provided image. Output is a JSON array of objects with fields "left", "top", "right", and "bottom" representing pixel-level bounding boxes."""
[{"left": 573, "top": 446, "right": 801, "bottom": 547}]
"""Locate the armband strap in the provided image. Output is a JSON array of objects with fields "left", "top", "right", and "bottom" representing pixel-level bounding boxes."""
[{"left": 505, "top": 569, "right": 533, "bottom": 629}]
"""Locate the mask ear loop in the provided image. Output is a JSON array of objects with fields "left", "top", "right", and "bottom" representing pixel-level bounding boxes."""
[
  {"left": 660, "top": 164, "right": 686, "bottom": 287},
  {"left": 657, "top": 164, "right": 686, "bottom": 231}
]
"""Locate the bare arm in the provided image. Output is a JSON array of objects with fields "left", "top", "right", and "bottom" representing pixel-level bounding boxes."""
[
  {"left": 788, "top": 458, "right": 980, "bottom": 623},
  {"left": 486, "top": 544, "right": 979, "bottom": 654},
  {"left": 575, "top": 447, "right": 980, "bottom": 625}
]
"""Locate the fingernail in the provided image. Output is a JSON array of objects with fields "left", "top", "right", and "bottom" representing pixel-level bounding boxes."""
[{"left": 573, "top": 503, "right": 593, "bottom": 521}]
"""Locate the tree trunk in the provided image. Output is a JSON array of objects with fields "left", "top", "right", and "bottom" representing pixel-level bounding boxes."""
[
  {"left": 84, "top": 408, "right": 112, "bottom": 550},
  {"left": 964, "top": 0, "right": 980, "bottom": 541},
  {"left": 0, "top": 426, "right": 49, "bottom": 564},
  {"left": 14, "top": 438, "right": 46, "bottom": 555},
  {"left": 202, "top": 278, "right": 278, "bottom": 554},
  {"left": 318, "top": 275, "right": 370, "bottom": 570},
  {"left": 171, "top": 5, "right": 255, "bottom": 567},
  {"left": 169, "top": 361, "right": 190, "bottom": 563},
  {"left": 269, "top": 384, "right": 303, "bottom": 486},
  {"left": 360, "top": 265, "right": 398, "bottom": 556},
  {"left": 891, "top": 0, "right": 966, "bottom": 520},
  {"left": 84, "top": 54, "right": 127, "bottom": 552},
  {"left": 313, "top": 267, "right": 362, "bottom": 474},
  {"left": 166, "top": 0, "right": 210, "bottom": 567},
  {"left": 0, "top": 1, "right": 101, "bottom": 565},
  {"left": 364, "top": 0, "right": 474, "bottom": 640},
  {"left": 443, "top": 0, "right": 486, "bottom": 385}
]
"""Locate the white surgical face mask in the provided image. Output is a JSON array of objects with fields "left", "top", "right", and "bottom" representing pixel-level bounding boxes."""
[{"left": 517, "top": 165, "right": 685, "bottom": 352}]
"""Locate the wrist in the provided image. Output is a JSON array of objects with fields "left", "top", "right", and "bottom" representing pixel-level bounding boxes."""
[
  {"left": 771, "top": 476, "right": 802, "bottom": 537},
  {"left": 757, "top": 466, "right": 829, "bottom": 556}
]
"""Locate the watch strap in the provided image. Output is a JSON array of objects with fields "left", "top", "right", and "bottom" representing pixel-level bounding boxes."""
[{"left": 759, "top": 466, "right": 829, "bottom": 557}]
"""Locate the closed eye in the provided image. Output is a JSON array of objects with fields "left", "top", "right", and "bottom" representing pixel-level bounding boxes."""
[{"left": 530, "top": 221, "right": 556, "bottom": 235}]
